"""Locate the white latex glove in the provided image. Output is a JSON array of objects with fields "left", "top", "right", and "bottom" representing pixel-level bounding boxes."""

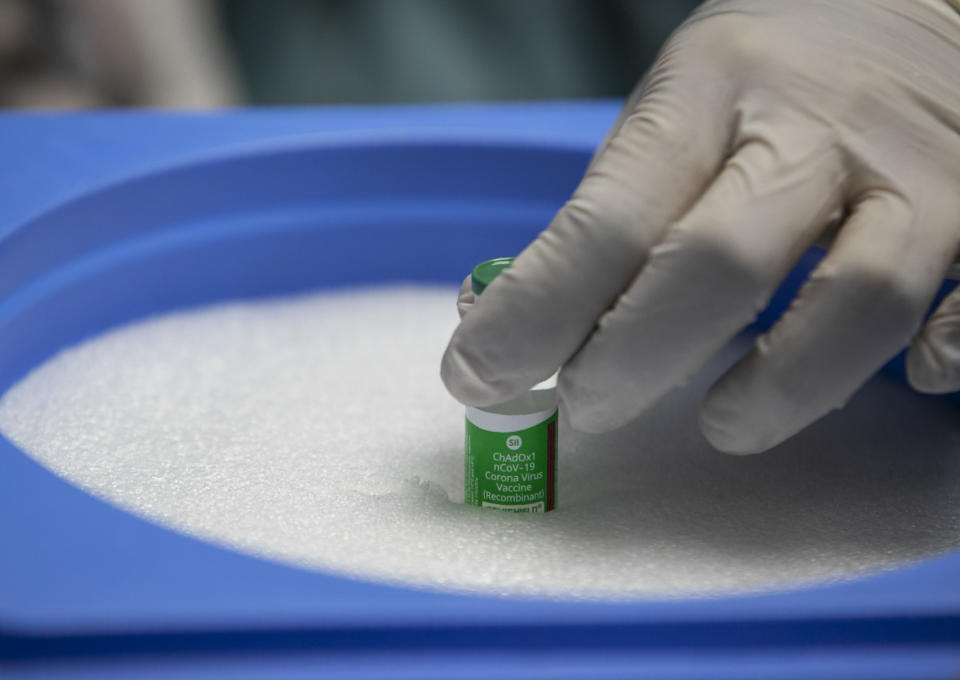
[{"left": 442, "top": 0, "right": 960, "bottom": 454}]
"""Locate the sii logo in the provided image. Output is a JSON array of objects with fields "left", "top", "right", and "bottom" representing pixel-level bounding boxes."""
[{"left": 506, "top": 435, "right": 522, "bottom": 450}]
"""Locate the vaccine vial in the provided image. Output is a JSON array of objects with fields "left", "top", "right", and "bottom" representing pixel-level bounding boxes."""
[{"left": 463, "top": 258, "right": 558, "bottom": 512}]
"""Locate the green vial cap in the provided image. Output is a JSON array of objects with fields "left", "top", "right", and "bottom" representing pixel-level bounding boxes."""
[{"left": 471, "top": 257, "right": 515, "bottom": 296}]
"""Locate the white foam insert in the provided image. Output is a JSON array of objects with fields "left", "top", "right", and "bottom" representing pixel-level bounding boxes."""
[{"left": 2, "top": 286, "right": 959, "bottom": 599}]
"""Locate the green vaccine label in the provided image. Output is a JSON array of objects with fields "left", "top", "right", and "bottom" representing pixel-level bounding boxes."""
[{"left": 465, "top": 408, "right": 558, "bottom": 512}]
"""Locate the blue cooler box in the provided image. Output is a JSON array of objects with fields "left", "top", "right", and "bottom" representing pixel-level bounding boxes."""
[{"left": 1, "top": 103, "right": 959, "bottom": 678}]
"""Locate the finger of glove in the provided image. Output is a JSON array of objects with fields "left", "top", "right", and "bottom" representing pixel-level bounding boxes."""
[
  {"left": 455, "top": 274, "right": 473, "bottom": 320},
  {"left": 441, "top": 56, "right": 734, "bottom": 407},
  {"left": 701, "top": 190, "right": 954, "bottom": 454},
  {"left": 559, "top": 135, "right": 845, "bottom": 433},
  {"left": 586, "top": 70, "right": 651, "bottom": 172},
  {"left": 586, "top": 2, "right": 726, "bottom": 172},
  {"left": 907, "top": 282, "right": 960, "bottom": 393}
]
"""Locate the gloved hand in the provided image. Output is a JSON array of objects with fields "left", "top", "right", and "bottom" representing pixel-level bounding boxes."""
[{"left": 442, "top": 0, "right": 960, "bottom": 454}]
